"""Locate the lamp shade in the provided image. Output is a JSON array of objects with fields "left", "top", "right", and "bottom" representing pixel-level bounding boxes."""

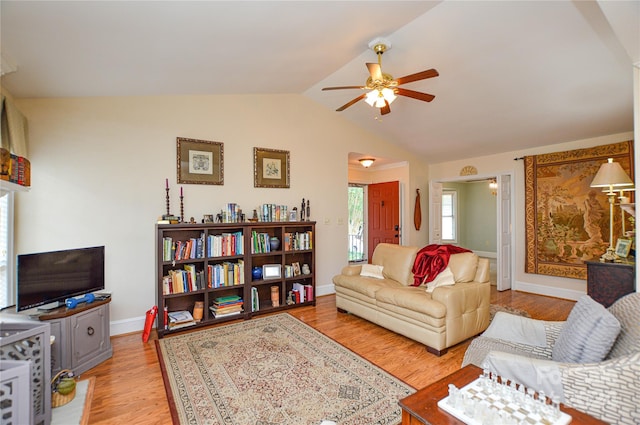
[{"left": 590, "top": 158, "right": 634, "bottom": 190}]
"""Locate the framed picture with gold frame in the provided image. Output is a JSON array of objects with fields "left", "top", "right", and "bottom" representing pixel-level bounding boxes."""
[
  {"left": 177, "top": 137, "right": 223, "bottom": 185},
  {"left": 254, "top": 147, "right": 290, "bottom": 188}
]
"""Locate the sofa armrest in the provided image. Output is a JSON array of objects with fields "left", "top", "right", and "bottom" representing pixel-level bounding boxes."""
[
  {"left": 481, "top": 351, "right": 565, "bottom": 401},
  {"left": 560, "top": 352, "right": 640, "bottom": 423},
  {"left": 340, "top": 265, "right": 362, "bottom": 276},
  {"left": 432, "top": 281, "right": 490, "bottom": 346}
]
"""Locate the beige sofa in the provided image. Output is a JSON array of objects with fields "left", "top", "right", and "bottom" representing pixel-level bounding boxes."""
[{"left": 332, "top": 243, "right": 491, "bottom": 355}]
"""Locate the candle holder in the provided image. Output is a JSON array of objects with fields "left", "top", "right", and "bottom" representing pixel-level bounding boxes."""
[
  {"left": 180, "top": 194, "right": 184, "bottom": 223},
  {"left": 165, "top": 188, "right": 170, "bottom": 216}
]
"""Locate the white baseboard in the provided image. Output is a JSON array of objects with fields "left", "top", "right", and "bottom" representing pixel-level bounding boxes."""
[
  {"left": 514, "top": 280, "right": 584, "bottom": 301},
  {"left": 110, "top": 316, "right": 146, "bottom": 336},
  {"left": 316, "top": 283, "right": 335, "bottom": 297},
  {"left": 110, "top": 284, "right": 338, "bottom": 336}
]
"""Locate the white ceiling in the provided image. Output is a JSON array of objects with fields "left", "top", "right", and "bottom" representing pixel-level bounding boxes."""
[{"left": 1, "top": 1, "right": 638, "bottom": 164}]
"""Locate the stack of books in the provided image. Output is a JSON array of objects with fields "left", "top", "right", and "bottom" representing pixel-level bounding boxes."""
[
  {"left": 209, "top": 295, "right": 244, "bottom": 318},
  {"left": 167, "top": 310, "right": 196, "bottom": 330}
]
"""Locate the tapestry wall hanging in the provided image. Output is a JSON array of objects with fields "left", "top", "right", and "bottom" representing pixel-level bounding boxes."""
[{"left": 524, "top": 140, "right": 634, "bottom": 280}]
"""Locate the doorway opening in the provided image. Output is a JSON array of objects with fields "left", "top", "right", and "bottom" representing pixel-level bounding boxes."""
[{"left": 429, "top": 174, "right": 513, "bottom": 291}]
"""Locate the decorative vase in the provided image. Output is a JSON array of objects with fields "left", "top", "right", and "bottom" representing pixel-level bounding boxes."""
[
  {"left": 301, "top": 264, "right": 310, "bottom": 275},
  {"left": 193, "top": 301, "right": 204, "bottom": 322},
  {"left": 252, "top": 266, "right": 263, "bottom": 280},
  {"left": 271, "top": 285, "right": 280, "bottom": 307},
  {"left": 269, "top": 236, "right": 280, "bottom": 251}
]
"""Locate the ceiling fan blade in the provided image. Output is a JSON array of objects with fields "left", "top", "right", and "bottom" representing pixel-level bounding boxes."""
[
  {"left": 322, "top": 86, "right": 365, "bottom": 91},
  {"left": 396, "top": 68, "right": 439, "bottom": 86},
  {"left": 380, "top": 100, "right": 391, "bottom": 115},
  {"left": 336, "top": 93, "right": 366, "bottom": 112},
  {"left": 366, "top": 63, "right": 382, "bottom": 81},
  {"left": 396, "top": 87, "right": 435, "bottom": 102}
]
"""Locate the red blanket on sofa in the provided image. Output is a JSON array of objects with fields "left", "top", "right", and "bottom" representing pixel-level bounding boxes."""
[{"left": 411, "top": 244, "right": 471, "bottom": 286}]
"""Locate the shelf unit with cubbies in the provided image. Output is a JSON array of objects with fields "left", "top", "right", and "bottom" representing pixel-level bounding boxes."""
[
  {"left": 155, "top": 221, "right": 315, "bottom": 338},
  {"left": 247, "top": 222, "right": 315, "bottom": 317},
  {"left": 156, "top": 223, "right": 247, "bottom": 338}
]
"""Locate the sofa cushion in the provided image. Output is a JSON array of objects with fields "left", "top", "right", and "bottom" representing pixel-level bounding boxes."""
[
  {"left": 425, "top": 267, "right": 455, "bottom": 293},
  {"left": 552, "top": 295, "right": 621, "bottom": 363},
  {"left": 375, "top": 286, "right": 446, "bottom": 318},
  {"left": 332, "top": 273, "right": 402, "bottom": 299},
  {"left": 371, "top": 243, "right": 419, "bottom": 286},
  {"left": 448, "top": 252, "right": 479, "bottom": 282},
  {"left": 360, "top": 264, "right": 384, "bottom": 279},
  {"left": 606, "top": 292, "right": 640, "bottom": 359}
]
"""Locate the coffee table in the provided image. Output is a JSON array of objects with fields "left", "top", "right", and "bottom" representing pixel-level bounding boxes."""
[{"left": 399, "top": 364, "right": 607, "bottom": 424}]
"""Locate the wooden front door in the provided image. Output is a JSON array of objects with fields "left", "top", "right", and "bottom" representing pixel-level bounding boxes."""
[{"left": 368, "top": 181, "right": 400, "bottom": 260}]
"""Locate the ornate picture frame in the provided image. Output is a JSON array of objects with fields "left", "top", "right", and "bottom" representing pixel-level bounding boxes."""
[
  {"left": 254, "top": 147, "right": 290, "bottom": 188},
  {"left": 524, "top": 140, "right": 634, "bottom": 280},
  {"left": 177, "top": 137, "right": 224, "bottom": 185}
]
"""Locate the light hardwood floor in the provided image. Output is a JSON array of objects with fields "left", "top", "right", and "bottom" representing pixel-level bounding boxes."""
[{"left": 84, "top": 288, "right": 575, "bottom": 424}]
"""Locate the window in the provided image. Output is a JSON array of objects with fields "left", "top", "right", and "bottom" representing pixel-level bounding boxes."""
[
  {"left": 442, "top": 190, "right": 457, "bottom": 242},
  {"left": 348, "top": 185, "right": 366, "bottom": 262}
]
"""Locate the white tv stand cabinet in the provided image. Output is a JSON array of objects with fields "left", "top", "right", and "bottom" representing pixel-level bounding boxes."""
[{"left": 38, "top": 298, "right": 112, "bottom": 376}]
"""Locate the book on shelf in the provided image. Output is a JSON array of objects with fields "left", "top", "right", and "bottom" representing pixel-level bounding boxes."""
[
  {"left": 207, "top": 231, "right": 244, "bottom": 257},
  {"left": 251, "top": 287, "right": 259, "bottom": 312},
  {"left": 163, "top": 266, "right": 206, "bottom": 295},
  {"left": 283, "top": 231, "right": 313, "bottom": 251},
  {"left": 167, "top": 310, "right": 196, "bottom": 329},
  {"left": 162, "top": 233, "right": 206, "bottom": 261},
  {"left": 251, "top": 231, "right": 273, "bottom": 254},
  {"left": 209, "top": 308, "right": 243, "bottom": 318},
  {"left": 207, "top": 259, "right": 244, "bottom": 288},
  {"left": 0, "top": 148, "right": 31, "bottom": 186},
  {"left": 290, "top": 283, "right": 313, "bottom": 304},
  {"left": 259, "top": 203, "right": 289, "bottom": 222},
  {"left": 210, "top": 295, "right": 244, "bottom": 317}
]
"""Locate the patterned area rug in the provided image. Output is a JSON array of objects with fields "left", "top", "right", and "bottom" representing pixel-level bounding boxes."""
[
  {"left": 156, "top": 313, "right": 415, "bottom": 425},
  {"left": 489, "top": 304, "right": 531, "bottom": 322}
]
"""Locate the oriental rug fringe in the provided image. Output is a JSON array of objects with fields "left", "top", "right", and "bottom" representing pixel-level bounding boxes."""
[{"left": 156, "top": 313, "right": 414, "bottom": 425}]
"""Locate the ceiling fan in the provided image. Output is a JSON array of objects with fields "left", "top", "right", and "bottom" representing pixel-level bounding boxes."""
[{"left": 322, "top": 38, "right": 438, "bottom": 115}]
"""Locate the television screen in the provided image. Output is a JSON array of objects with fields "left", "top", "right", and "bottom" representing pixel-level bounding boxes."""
[{"left": 17, "top": 246, "right": 105, "bottom": 311}]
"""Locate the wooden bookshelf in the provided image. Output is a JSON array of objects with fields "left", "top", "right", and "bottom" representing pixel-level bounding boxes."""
[{"left": 155, "top": 221, "right": 315, "bottom": 338}]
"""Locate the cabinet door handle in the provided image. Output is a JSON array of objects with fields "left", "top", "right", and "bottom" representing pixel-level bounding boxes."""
[{"left": 87, "top": 326, "right": 95, "bottom": 336}]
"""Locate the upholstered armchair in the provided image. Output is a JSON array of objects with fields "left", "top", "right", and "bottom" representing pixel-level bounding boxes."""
[{"left": 463, "top": 292, "right": 640, "bottom": 424}]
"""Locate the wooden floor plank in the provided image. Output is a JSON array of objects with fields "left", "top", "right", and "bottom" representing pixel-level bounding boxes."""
[{"left": 84, "top": 288, "right": 575, "bottom": 424}]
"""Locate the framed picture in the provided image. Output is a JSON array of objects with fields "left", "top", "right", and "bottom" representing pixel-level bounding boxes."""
[
  {"left": 177, "top": 137, "right": 223, "bottom": 185},
  {"left": 254, "top": 147, "right": 290, "bottom": 188},
  {"left": 262, "top": 264, "right": 282, "bottom": 280},
  {"left": 615, "top": 239, "right": 632, "bottom": 258},
  {"left": 292, "top": 261, "right": 301, "bottom": 276}
]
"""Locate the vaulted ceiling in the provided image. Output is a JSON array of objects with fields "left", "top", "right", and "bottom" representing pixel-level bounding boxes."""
[{"left": 1, "top": 1, "right": 638, "bottom": 164}]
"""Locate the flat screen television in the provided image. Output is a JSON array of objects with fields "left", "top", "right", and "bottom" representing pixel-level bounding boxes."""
[{"left": 17, "top": 246, "right": 105, "bottom": 311}]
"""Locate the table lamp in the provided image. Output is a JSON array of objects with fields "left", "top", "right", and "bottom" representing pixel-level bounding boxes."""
[{"left": 590, "top": 158, "right": 634, "bottom": 261}]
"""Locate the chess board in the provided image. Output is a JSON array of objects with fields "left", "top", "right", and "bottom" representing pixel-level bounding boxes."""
[{"left": 437, "top": 377, "right": 572, "bottom": 425}]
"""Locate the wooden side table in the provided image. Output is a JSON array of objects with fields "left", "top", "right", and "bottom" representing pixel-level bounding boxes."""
[
  {"left": 586, "top": 261, "right": 635, "bottom": 307},
  {"left": 399, "top": 364, "right": 607, "bottom": 424}
]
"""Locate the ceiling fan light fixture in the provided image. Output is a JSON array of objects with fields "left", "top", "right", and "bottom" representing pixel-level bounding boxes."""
[
  {"left": 381, "top": 87, "right": 396, "bottom": 104},
  {"left": 359, "top": 158, "right": 375, "bottom": 168},
  {"left": 364, "top": 90, "right": 379, "bottom": 106},
  {"left": 364, "top": 88, "right": 396, "bottom": 108}
]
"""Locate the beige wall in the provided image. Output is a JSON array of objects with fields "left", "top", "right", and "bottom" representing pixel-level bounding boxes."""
[
  {"left": 430, "top": 131, "right": 635, "bottom": 300},
  {"left": 13, "top": 93, "right": 429, "bottom": 334}
]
